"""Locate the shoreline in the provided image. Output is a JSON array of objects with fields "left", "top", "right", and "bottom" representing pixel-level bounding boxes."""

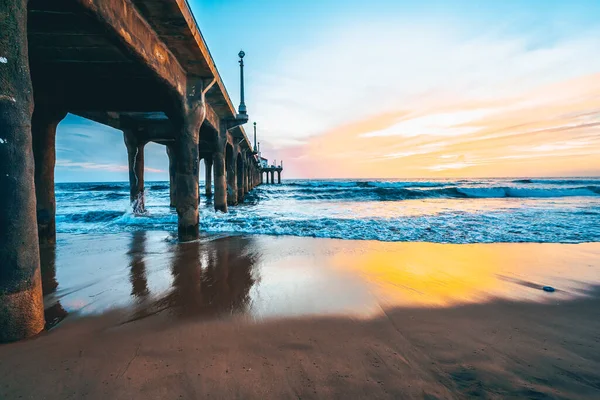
[
  {"left": 55, "top": 228, "right": 600, "bottom": 245},
  {"left": 2, "top": 233, "right": 599, "bottom": 398}
]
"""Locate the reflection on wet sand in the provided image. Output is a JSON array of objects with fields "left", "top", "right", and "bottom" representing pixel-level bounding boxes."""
[
  {"left": 128, "top": 231, "right": 150, "bottom": 300},
  {"left": 327, "top": 241, "right": 600, "bottom": 307},
  {"left": 40, "top": 232, "right": 600, "bottom": 329},
  {"left": 129, "top": 235, "right": 256, "bottom": 321},
  {"left": 39, "top": 232, "right": 261, "bottom": 325},
  {"left": 39, "top": 244, "right": 68, "bottom": 329}
]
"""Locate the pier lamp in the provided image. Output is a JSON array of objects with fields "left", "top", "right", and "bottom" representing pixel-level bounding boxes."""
[
  {"left": 238, "top": 50, "right": 247, "bottom": 116},
  {"left": 253, "top": 122, "right": 257, "bottom": 152}
]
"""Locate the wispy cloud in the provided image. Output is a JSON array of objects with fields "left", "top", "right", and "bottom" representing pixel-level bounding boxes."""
[{"left": 56, "top": 160, "right": 163, "bottom": 173}]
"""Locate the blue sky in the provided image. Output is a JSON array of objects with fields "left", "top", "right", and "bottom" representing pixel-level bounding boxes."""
[{"left": 54, "top": 0, "right": 600, "bottom": 181}]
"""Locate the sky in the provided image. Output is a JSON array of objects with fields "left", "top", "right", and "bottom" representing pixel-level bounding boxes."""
[{"left": 54, "top": 0, "right": 600, "bottom": 181}]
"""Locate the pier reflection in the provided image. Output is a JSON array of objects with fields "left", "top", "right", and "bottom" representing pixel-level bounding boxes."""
[
  {"left": 39, "top": 244, "right": 68, "bottom": 329},
  {"left": 130, "top": 236, "right": 257, "bottom": 322},
  {"left": 128, "top": 231, "right": 149, "bottom": 299}
]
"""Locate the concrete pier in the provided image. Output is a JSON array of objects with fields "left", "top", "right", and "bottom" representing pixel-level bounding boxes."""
[
  {"left": 166, "top": 144, "right": 177, "bottom": 207},
  {"left": 174, "top": 84, "right": 206, "bottom": 242},
  {"left": 237, "top": 153, "right": 244, "bottom": 202},
  {"left": 0, "top": 0, "right": 272, "bottom": 342},
  {"left": 205, "top": 155, "right": 213, "bottom": 198},
  {"left": 32, "top": 107, "right": 66, "bottom": 244},
  {"left": 123, "top": 129, "right": 146, "bottom": 213},
  {"left": 0, "top": 0, "right": 46, "bottom": 342},
  {"left": 226, "top": 144, "right": 238, "bottom": 206},
  {"left": 245, "top": 163, "right": 250, "bottom": 194},
  {"left": 260, "top": 166, "right": 283, "bottom": 185},
  {"left": 213, "top": 150, "right": 227, "bottom": 212}
]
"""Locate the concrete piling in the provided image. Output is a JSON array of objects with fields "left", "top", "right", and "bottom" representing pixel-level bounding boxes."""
[
  {"left": 213, "top": 151, "right": 227, "bottom": 212},
  {"left": 205, "top": 155, "right": 213, "bottom": 198},
  {"left": 166, "top": 144, "right": 177, "bottom": 207},
  {"left": 0, "top": 0, "right": 46, "bottom": 342},
  {"left": 32, "top": 107, "right": 66, "bottom": 244},
  {"left": 227, "top": 146, "right": 237, "bottom": 206},
  {"left": 237, "top": 153, "right": 244, "bottom": 202},
  {"left": 175, "top": 87, "right": 205, "bottom": 241},
  {"left": 124, "top": 129, "right": 146, "bottom": 213}
]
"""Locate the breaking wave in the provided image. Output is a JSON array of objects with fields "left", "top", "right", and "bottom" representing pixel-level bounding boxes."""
[{"left": 278, "top": 182, "right": 600, "bottom": 201}]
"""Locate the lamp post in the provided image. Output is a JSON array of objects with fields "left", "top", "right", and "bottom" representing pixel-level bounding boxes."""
[
  {"left": 238, "top": 50, "right": 247, "bottom": 116},
  {"left": 253, "top": 122, "right": 257, "bottom": 152}
]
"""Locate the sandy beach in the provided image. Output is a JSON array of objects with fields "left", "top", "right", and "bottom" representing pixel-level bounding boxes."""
[{"left": 1, "top": 233, "right": 599, "bottom": 399}]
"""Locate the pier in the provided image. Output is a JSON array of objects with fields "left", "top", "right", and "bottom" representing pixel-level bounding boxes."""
[
  {"left": 0, "top": 0, "right": 280, "bottom": 342},
  {"left": 261, "top": 162, "right": 284, "bottom": 184}
]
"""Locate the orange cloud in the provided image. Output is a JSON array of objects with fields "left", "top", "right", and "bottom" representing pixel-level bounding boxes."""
[{"left": 280, "top": 73, "right": 600, "bottom": 178}]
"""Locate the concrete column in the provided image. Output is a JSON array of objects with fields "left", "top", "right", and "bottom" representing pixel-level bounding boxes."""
[
  {"left": 0, "top": 0, "right": 46, "bottom": 342},
  {"left": 175, "top": 93, "right": 205, "bottom": 242},
  {"left": 270, "top": 170, "right": 275, "bottom": 185},
  {"left": 123, "top": 130, "right": 146, "bottom": 213},
  {"left": 166, "top": 144, "right": 176, "bottom": 207},
  {"left": 277, "top": 170, "right": 281, "bottom": 184},
  {"left": 245, "top": 165, "right": 250, "bottom": 193},
  {"left": 247, "top": 167, "right": 251, "bottom": 191},
  {"left": 32, "top": 107, "right": 66, "bottom": 245},
  {"left": 213, "top": 150, "right": 227, "bottom": 212},
  {"left": 227, "top": 151, "right": 238, "bottom": 206},
  {"left": 237, "top": 161, "right": 244, "bottom": 203},
  {"left": 204, "top": 155, "right": 213, "bottom": 198}
]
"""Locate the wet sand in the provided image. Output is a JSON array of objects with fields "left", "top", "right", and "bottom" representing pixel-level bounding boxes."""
[{"left": 1, "top": 233, "right": 600, "bottom": 399}]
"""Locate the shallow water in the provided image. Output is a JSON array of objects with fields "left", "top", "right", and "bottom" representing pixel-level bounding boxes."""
[
  {"left": 43, "top": 233, "right": 600, "bottom": 327},
  {"left": 55, "top": 178, "right": 600, "bottom": 243}
]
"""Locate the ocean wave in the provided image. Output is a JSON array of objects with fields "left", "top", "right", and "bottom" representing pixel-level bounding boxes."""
[
  {"left": 285, "top": 180, "right": 452, "bottom": 189},
  {"left": 150, "top": 184, "right": 170, "bottom": 190},
  {"left": 87, "top": 184, "right": 127, "bottom": 191},
  {"left": 512, "top": 178, "right": 600, "bottom": 185},
  {"left": 366, "top": 181, "right": 449, "bottom": 188},
  {"left": 284, "top": 185, "right": 600, "bottom": 201},
  {"left": 61, "top": 210, "right": 125, "bottom": 223},
  {"left": 105, "top": 192, "right": 129, "bottom": 200}
]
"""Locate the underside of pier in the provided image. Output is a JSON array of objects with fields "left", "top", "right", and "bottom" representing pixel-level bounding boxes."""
[{"left": 0, "top": 0, "right": 263, "bottom": 342}]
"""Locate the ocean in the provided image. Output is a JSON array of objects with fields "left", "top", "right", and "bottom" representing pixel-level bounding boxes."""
[{"left": 55, "top": 178, "right": 600, "bottom": 243}]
